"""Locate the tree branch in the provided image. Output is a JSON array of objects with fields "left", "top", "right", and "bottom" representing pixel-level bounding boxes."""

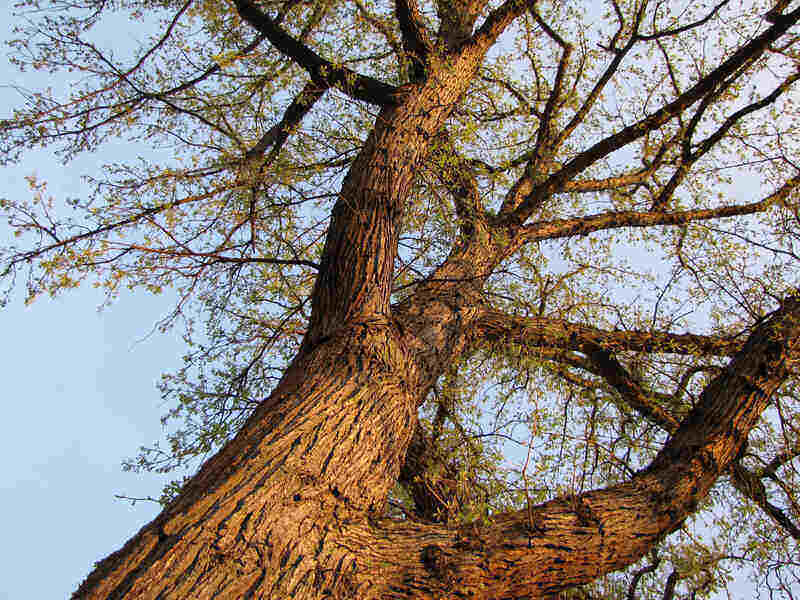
[
  {"left": 637, "top": 0, "right": 730, "bottom": 41},
  {"left": 583, "top": 343, "right": 681, "bottom": 432},
  {"left": 504, "top": 5, "right": 800, "bottom": 226},
  {"left": 651, "top": 67, "right": 800, "bottom": 210},
  {"left": 561, "top": 165, "right": 660, "bottom": 193},
  {"left": 472, "top": 307, "right": 741, "bottom": 358},
  {"left": 427, "top": 131, "right": 489, "bottom": 237},
  {"left": 729, "top": 460, "right": 800, "bottom": 540},
  {"left": 558, "top": 327, "right": 800, "bottom": 543},
  {"left": 497, "top": 8, "right": 573, "bottom": 216},
  {"left": 244, "top": 81, "right": 327, "bottom": 161},
  {"left": 627, "top": 554, "right": 661, "bottom": 600},
  {"left": 395, "top": 0, "right": 432, "bottom": 80},
  {"left": 398, "top": 426, "right": 462, "bottom": 523},
  {"left": 464, "top": 0, "right": 531, "bottom": 55},
  {"left": 232, "top": 0, "right": 398, "bottom": 105},
  {"left": 368, "top": 295, "right": 800, "bottom": 598},
  {"left": 518, "top": 177, "right": 799, "bottom": 244}
]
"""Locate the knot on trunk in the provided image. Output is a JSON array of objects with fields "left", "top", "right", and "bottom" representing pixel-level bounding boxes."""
[{"left": 420, "top": 544, "right": 447, "bottom": 574}]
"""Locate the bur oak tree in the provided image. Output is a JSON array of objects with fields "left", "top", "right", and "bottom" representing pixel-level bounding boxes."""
[{"left": 3, "top": 0, "right": 800, "bottom": 598}]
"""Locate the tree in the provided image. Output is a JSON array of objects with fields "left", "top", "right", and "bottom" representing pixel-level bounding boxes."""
[{"left": 3, "top": 0, "right": 800, "bottom": 597}]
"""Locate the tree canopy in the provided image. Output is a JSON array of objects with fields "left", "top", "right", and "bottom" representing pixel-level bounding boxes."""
[{"left": 3, "top": 0, "right": 800, "bottom": 598}]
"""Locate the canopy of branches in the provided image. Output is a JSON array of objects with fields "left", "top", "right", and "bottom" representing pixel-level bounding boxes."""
[{"left": 3, "top": 0, "right": 800, "bottom": 597}]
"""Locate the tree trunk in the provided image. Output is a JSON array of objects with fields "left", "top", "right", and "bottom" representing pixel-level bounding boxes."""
[
  {"left": 75, "top": 320, "right": 422, "bottom": 598},
  {"left": 74, "top": 40, "right": 492, "bottom": 597},
  {"left": 74, "top": 293, "right": 800, "bottom": 599},
  {"left": 70, "top": 6, "right": 800, "bottom": 593}
]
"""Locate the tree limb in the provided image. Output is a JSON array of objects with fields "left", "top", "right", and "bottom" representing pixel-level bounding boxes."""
[
  {"left": 368, "top": 295, "right": 800, "bottom": 597},
  {"left": 232, "top": 0, "right": 398, "bottom": 105},
  {"left": 472, "top": 307, "right": 741, "bottom": 357},
  {"left": 650, "top": 67, "right": 800, "bottom": 210},
  {"left": 504, "top": 6, "right": 800, "bottom": 226},
  {"left": 395, "top": 0, "right": 432, "bottom": 80},
  {"left": 518, "top": 177, "right": 799, "bottom": 244},
  {"left": 427, "top": 131, "right": 489, "bottom": 237},
  {"left": 583, "top": 343, "right": 681, "bottom": 432},
  {"left": 555, "top": 327, "right": 800, "bottom": 543},
  {"left": 245, "top": 81, "right": 327, "bottom": 161},
  {"left": 464, "top": 0, "right": 531, "bottom": 55},
  {"left": 398, "top": 426, "right": 462, "bottom": 523}
]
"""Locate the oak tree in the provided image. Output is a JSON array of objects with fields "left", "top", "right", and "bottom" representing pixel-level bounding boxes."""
[{"left": 3, "top": 0, "right": 800, "bottom": 597}]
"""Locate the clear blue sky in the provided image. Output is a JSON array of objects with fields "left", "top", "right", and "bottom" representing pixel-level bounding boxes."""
[{"left": 0, "top": 7, "right": 189, "bottom": 598}]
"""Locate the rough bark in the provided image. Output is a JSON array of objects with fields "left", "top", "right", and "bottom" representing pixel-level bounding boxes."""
[
  {"left": 74, "top": 320, "right": 421, "bottom": 598},
  {"left": 66, "top": 2, "right": 800, "bottom": 598},
  {"left": 73, "top": 8, "right": 507, "bottom": 597}
]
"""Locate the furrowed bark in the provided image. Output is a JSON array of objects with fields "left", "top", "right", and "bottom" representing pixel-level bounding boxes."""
[
  {"left": 329, "top": 295, "right": 800, "bottom": 599},
  {"left": 74, "top": 321, "right": 421, "bottom": 599},
  {"left": 306, "top": 21, "right": 515, "bottom": 345},
  {"left": 471, "top": 307, "right": 741, "bottom": 357},
  {"left": 73, "top": 11, "right": 522, "bottom": 595}
]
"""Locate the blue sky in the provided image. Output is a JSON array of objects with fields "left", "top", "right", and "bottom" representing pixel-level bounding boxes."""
[
  {"left": 0, "top": 283, "right": 185, "bottom": 599},
  {"left": 0, "top": 6, "right": 189, "bottom": 598}
]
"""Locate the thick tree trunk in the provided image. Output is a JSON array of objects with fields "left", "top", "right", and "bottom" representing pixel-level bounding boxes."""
[
  {"left": 75, "top": 320, "right": 422, "bottom": 598},
  {"left": 74, "top": 294, "right": 800, "bottom": 599},
  {"left": 70, "top": 5, "right": 800, "bottom": 592},
  {"left": 74, "top": 34, "right": 493, "bottom": 598}
]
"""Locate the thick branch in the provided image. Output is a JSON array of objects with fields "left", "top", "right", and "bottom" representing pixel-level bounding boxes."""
[
  {"left": 395, "top": 0, "right": 432, "bottom": 79},
  {"left": 232, "top": 0, "right": 397, "bottom": 105},
  {"left": 497, "top": 8, "right": 573, "bottom": 216},
  {"left": 365, "top": 295, "right": 800, "bottom": 598},
  {"left": 519, "top": 177, "right": 798, "bottom": 243},
  {"left": 529, "top": 8, "right": 572, "bottom": 163},
  {"left": 245, "top": 81, "right": 326, "bottom": 160},
  {"left": 428, "top": 132, "right": 489, "bottom": 237},
  {"left": 583, "top": 343, "right": 681, "bottom": 431},
  {"left": 472, "top": 308, "right": 740, "bottom": 357},
  {"left": 306, "top": 30, "right": 506, "bottom": 343},
  {"left": 575, "top": 334, "right": 800, "bottom": 542},
  {"left": 730, "top": 461, "right": 800, "bottom": 539},
  {"left": 436, "top": 0, "right": 484, "bottom": 50},
  {"left": 561, "top": 166, "right": 659, "bottom": 193},
  {"left": 465, "top": 0, "right": 529, "bottom": 55},
  {"left": 398, "top": 426, "right": 462, "bottom": 523}
]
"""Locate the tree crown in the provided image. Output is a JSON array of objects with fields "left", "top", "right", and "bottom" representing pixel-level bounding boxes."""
[{"left": 3, "top": 0, "right": 800, "bottom": 597}]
